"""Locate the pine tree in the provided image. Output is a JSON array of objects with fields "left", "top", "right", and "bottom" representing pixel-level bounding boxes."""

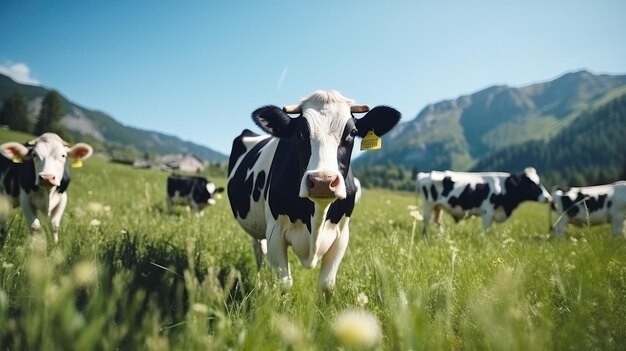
[
  {"left": 34, "top": 90, "right": 64, "bottom": 135},
  {"left": 0, "top": 90, "right": 32, "bottom": 132}
]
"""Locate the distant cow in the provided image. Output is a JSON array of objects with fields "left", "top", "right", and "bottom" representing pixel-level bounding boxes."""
[
  {"left": 166, "top": 174, "right": 224, "bottom": 214},
  {"left": 227, "top": 90, "right": 400, "bottom": 294},
  {"left": 551, "top": 181, "right": 626, "bottom": 236},
  {"left": 417, "top": 167, "right": 552, "bottom": 233},
  {"left": 0, "top": 133, "right": 93, "bottom": 242}
]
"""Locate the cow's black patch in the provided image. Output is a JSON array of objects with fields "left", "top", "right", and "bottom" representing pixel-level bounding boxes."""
[
  {"left": 228, "top": 129, "right": 258, "bottom": 174},
  {"left": 422, "top": 186, "right": 429, "bottom": 201},
  {"left": 442, "top": 177, "right": 454, "bottom": 197},
  {"left": 490, "top": 174, "right": 544, "bottom": 217},
  {"left": 227, "top": 132, "right": 272, "bottom": 219},
  {"left": 566, "top": 192, "right": 608, "bottom": 215},
  {"left": 449, "top": 183, "right": 490, "bottom": 210},
  {"left": 430, "top": 184, "right": 438, "bottom": 201},
  {"left": 252, "top": 170, "right": 266, "bottom": 202}
]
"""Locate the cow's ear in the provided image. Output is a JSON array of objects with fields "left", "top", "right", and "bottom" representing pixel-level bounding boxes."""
[
  {"left": 0, "top": 142, "right": 30, "bottom": 163},
  {"left": 252, "top": 105, "right": 297, "bottom": 138},
  {"left": 68, "top": 143, "right": 94, "bottom": 161},
  {"left": 355, "top": 106, "right": 401, "bottom": 138}
]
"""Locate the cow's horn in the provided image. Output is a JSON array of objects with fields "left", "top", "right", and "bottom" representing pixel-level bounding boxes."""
[
  {"left": 26, "top": 138, "right": 39, "bottom": 146},
  {"left": 283, "top": 104, "right": 302, "bottom": 114},
  {"left": 350, "top": 104, "right": 370, "bottom": 113}
]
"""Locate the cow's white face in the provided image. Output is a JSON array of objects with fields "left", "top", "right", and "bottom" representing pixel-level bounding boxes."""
[
  {"left": 31, "top": 134, "right": 68, "bottom": 187},
  {"left": 251, "top": 90, "right": 401, "bottom": 205},
  {"left": 298, "top": 99, "right": 353, "bottom": 200},
  {"left": 524, "top": 167, "right": 552, "bottom": 203},
  {"left": 0, "top": 133, "right": 93, "bottom": 188}
]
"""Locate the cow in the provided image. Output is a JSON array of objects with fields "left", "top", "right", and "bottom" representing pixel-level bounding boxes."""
[
  {"left": 227, "top": 90, "right": 400, "bottom": 295},
  {"left": 550, "top": 181, "right": 626, "bottom": 236},
  {"left": 0, "top": 133, "right": 93, "bottom": 243},
  {"left": 166, "top": 174, "right": 224, "bottom": 214},
  {"left": 416, "top": 167, "right": 552, "bottom": 234}
]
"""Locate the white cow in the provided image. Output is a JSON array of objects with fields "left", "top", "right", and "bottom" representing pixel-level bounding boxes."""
[
  {"left": 417, "top": 167, "right": 552, "bottom": 233},
  {"left": 0, "top": 133, "right": 93, "bottom": 242},
  {"left": 227, "top": 90, "right": 400, "bottom": 295},
  {"left": 551, "top": 181, "right": 626, "bottom": 236}
]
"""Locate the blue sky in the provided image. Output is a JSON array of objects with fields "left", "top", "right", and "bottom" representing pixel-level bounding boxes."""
[{"left": 1, "top": 0, "right": 625, "bottom": 156}]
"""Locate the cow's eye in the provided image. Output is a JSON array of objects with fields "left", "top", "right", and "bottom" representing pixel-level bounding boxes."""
[
  {"left": 61, "top": 154, "right": 67, "bottom": 158},
  {"left": 349, "top": 129, "right": 358, "bottom": 137}
]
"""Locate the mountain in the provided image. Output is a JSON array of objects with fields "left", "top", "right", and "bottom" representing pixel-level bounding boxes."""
[
  {"left": 0, "top": 74, "right": 228, "bottom": 162},
  {"left": 354, "top": 70, "right": 626, "bottom": 172},
  {"left": 472, "top": 87, "right": 626, "bottom": 186}
]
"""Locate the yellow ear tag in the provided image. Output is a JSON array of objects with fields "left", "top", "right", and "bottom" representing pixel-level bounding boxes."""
[
  {"left": 71, "top": 159, "right": 83, "bottom": 168},
  {"left": 360, "top": 130, "right": 382, "bottom": 151},
  {"left": 12, "top": 155, "right": 23, "bottom": 163}
]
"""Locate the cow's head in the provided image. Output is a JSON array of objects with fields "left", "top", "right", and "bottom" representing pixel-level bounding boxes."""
[
  {"left": 0, "top": 133, "right": 93, "bottom": 188},
  {"left": 197, "top": 181, "right": 225, "bottom": 208},
  {"left": 511, "top": 167, "right": 553, "bottom": 203},
  {"left": 252, "top": 90, "right": 400, "bottom": 203}
]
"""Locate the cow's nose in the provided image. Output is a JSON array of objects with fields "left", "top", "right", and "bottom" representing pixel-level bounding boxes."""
[
  {"left": 39, "top": 174, "right": 57, "bottom": 186},
  {"left": 307, "top": 172, "right": 339, "bottom": 198}
]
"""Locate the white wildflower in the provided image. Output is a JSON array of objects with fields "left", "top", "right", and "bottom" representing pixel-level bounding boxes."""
[
  {"left": 409, "top": 210, "right": 423, "bottom": 221},
  {"left": 90, "top": 219, "right": 101, "bottom": 227},
  {"left": 357, "top": 292, "right": 369, "bottom": 307},
  {"left": 87, "top": 202, "right": 104, "bottom": 213},
  {"left": 407, "top": 205, "right": 418, "bottom": 211},
  {"left": 332, "top": 309, "right": 382, "bottom": 348}
]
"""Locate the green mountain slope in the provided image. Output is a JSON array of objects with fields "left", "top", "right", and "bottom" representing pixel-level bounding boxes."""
[
  {"left": 0, "top": 74, "right": 227, "bottom": 162},
  {"left": 471, "top": 89, "right": 626, "bottom": 186},
  {"left": 354, "top": 70, "right": 626, "bottom": 172}
]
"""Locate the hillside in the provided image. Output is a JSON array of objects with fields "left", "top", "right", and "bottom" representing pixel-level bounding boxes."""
[
  {"left": 471, "top": 88, "right": 626, "bottom": 187},
  {"left": 0, "top": 74, "right": 227, "bottom": 162},
  {"left": 354, "top": 70, "right": 626, "bottom": 171}
]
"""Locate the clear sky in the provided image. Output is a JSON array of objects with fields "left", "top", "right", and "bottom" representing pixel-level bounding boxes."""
[{"left": 1, "top": 0, "right": 625, "bottom": 156}]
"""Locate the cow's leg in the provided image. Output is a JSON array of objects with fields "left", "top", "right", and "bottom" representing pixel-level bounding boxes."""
[
  {"left": 318, "top": 223, "right": 350, "bottom": 297},
  {"left": 433, "top": 206, "right": 444, "bottom": 234},
  {"left": 49, "top": 195, "right": 68, "bottom": 244},
  {"left": 166, "top": 197, "right": 173, "bottom": 214},
  {"left": 610, "top": 211, "right": 625, "bottom": 237},
  {"left": 422, "top": 203, "right": 433, "bottom": 235},
  {"left": 266, "top": 225, "right": 292, "bottom": 287},
  {"left": 19, "top": 194, "right": 40, "bottom": 233},
  {"left": 482, "top": 208, "right": 494, "bottom": 230},
  {"left": 552, "top": 215, "right": 568, "bottom": 236},
  {"left": 251, "top": 238, "right": 267, "bottom": 268}
]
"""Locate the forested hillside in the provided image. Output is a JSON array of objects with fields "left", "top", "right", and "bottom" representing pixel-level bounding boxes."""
[{"left": 472, "top": 90, "right": 626, "bottom": 187}]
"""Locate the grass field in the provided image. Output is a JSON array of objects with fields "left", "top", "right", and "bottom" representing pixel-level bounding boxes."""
[{"left": 0, "top": 147, "right": 625, "bottom": 350}]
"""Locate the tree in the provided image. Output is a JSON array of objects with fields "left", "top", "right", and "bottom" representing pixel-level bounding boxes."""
[
  {"left": 0, "top": 90, "right": 32, "bottom": 132},
  {"left": 34, "top": 90, "right": 64, "bottom": 136}
]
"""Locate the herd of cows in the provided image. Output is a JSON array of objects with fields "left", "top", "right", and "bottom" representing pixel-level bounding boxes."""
[{"left": 0, "top": 90, "right": 625, "bottom": 293}]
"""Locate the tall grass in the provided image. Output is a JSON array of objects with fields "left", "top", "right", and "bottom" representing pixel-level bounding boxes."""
[{"left": 1, "top": 156, "right": 625, "bottom": 350}]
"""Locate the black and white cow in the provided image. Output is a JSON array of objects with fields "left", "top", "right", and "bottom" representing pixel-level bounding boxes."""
[
  {"left": 417, "top": 167, "right": 552, "bottom": 233},
  {"left": 551, "top": 181, "right": 626, "bottom": 236},
  {"left": 0, "top": 133, "right": 93, "bottom": 242},
  {"left": 227, "top": 90, "right": 400, "bottom": 294},
  {"left": 166, "top": 174, "right": 224, "bottom": 214}
]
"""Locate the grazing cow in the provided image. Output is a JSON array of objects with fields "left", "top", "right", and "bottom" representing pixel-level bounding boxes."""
[
  {"left": 417, "top": 167, "right": 552, "bottom": 233},
  {"left": 166, "top": 174, "right": 224, "bottom": 214},
  {"left": 0, "top": 133, "right": 93, "bottom": 242},
  {"left": 551, "top": 181, "right": 626, "bottom": 236},
  {"left": 227, "top": 90, "right": 400, "bottom": 294}
]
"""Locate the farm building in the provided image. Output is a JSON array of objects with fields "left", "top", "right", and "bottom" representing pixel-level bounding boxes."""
[{"left": 133, "top": 153, "right": 206, "bottom": 173}]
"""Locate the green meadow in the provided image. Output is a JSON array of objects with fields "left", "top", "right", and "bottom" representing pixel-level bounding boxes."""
[{"left": 0, "top": 144, "right": 625, "bottom": 350}]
